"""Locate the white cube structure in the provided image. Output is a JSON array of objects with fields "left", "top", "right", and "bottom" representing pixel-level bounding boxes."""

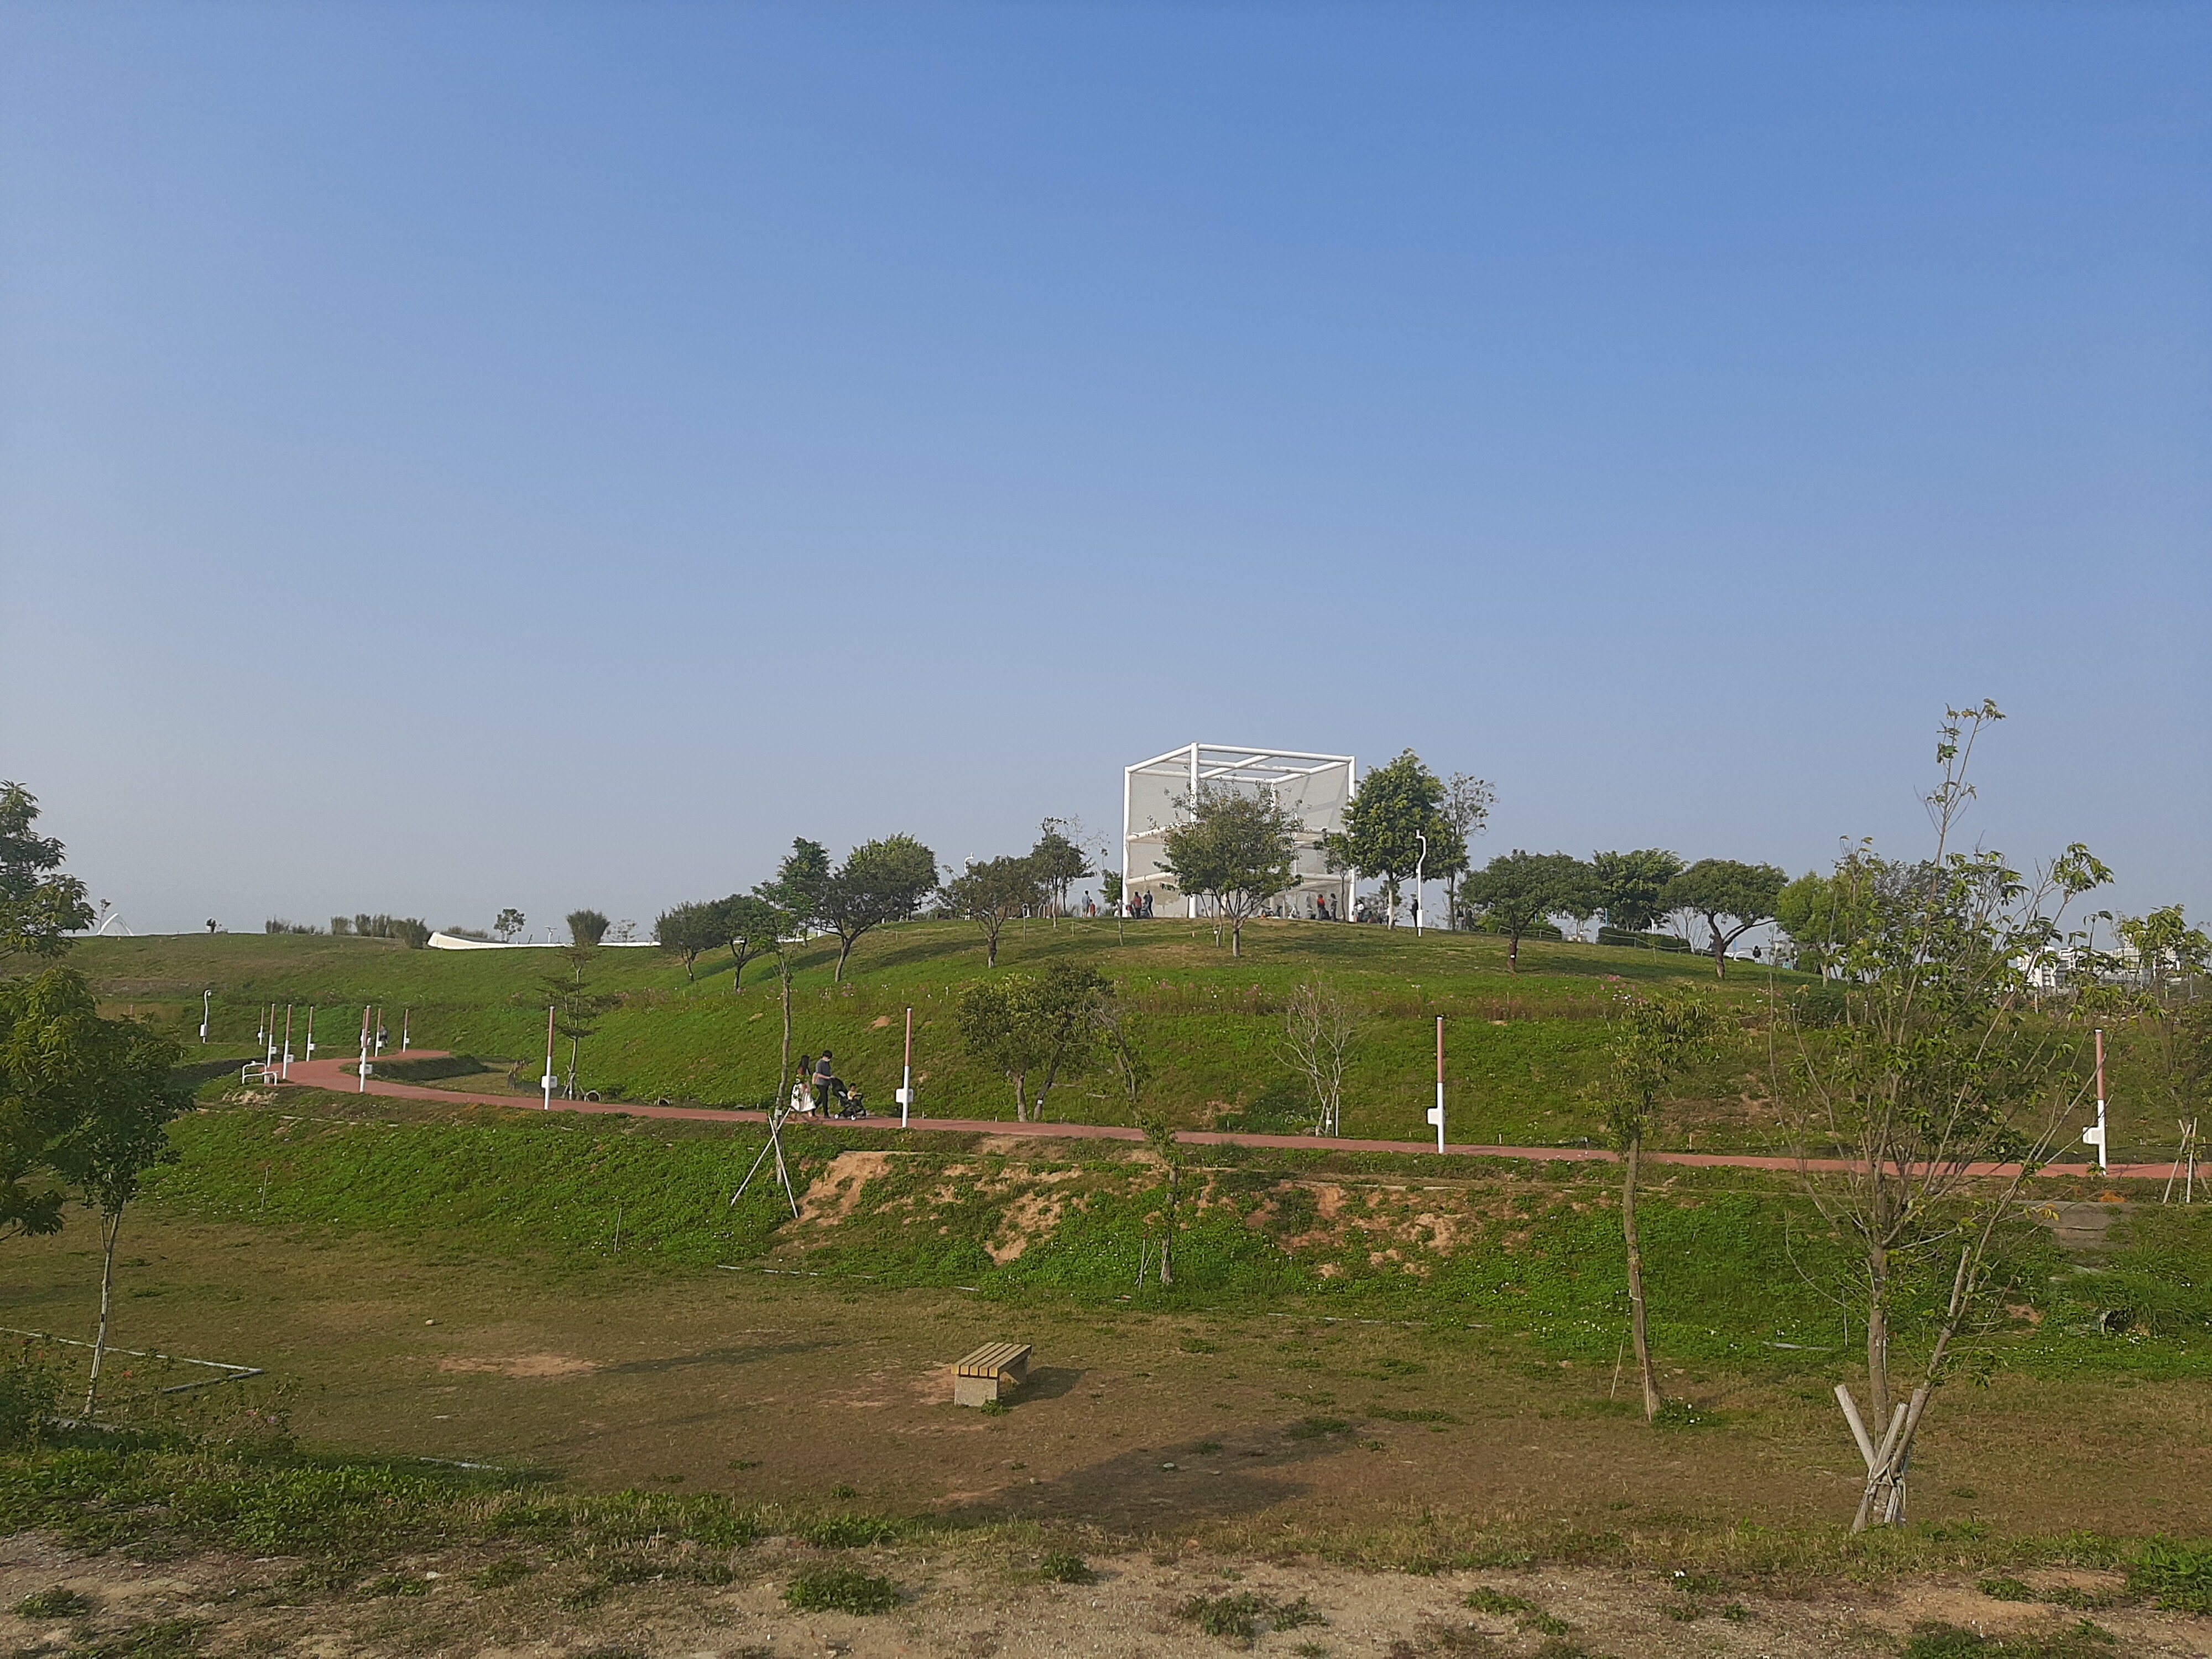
[{"left": 1123, "top": 743, "right": 1356, "bottom": 920}]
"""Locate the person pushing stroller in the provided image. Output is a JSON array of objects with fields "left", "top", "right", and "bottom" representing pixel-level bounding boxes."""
[{"left": 811, "top": 1051, "right": 866, "bottom": 1117}]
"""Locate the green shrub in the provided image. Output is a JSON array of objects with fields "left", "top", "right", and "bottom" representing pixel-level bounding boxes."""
[
  {"left": 65, "top": 1619, "right": 206, "bottom": 1657},
  {"left": 1038, "top": 1550, "right": 1094, "bottom": 1584},
  {"left": 784, "top": 1566, "right": 900, "bottom": 1614},
  {"left": 796, "top": 1513, "right": 900, "bottom": 1548},
  {"left": 1465, "top": 1587, "right": 1533, "bottom": 1615},
  {"left": 1367, "top": 1406, "right": 1458, "bottom": 1423},
  {"left": 0, "top": 1344, "right": 59, "bottom": 1450},
  {"left": 1179, "top": 1591, "right": 1270, "bottom": 1641},
  {"left": 2130, "top": 1537, "right": 2212, "bottom": 1614},
  {"left": 1177, "top": 1591, "right": 1323, "bottom": 1642},
  {"left": 1978, "top": 1577, "right": 2036, "bottom": 1601},
  {"left": 15, "top": 1585, "right": 95, "bottom": 1618}
]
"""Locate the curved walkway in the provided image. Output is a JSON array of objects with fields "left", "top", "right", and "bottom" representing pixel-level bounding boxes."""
[{"left": 272, "top": 1052, "right": 2166, "bottom": 1181}]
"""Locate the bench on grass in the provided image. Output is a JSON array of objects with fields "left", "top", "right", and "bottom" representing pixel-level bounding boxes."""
[{"left": 953, "top": 1341, "right": 1031, "bottom": 1407}]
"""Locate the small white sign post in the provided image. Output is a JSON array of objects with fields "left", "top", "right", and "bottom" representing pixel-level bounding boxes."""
[
  {"left": 199, "top": 989, "right": 211, "bottom": 1045},
  {"left": 280, "top": 1005, "right": 294, "bottom": 1081},
  {"left": 356, "top": 1004, "right": 372, "bottom": 1093},
  {"left": 541, "top": 1005, "right": 557, "bottom": 1110}
]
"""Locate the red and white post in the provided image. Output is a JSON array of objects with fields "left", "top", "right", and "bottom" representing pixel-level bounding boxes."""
[
  {"left": 1436, "top": 1015, "right": 1447, "bottom": 1151},
  {"left": 2085, "top": 1027, "right": 2109, "bottom": 1173},
  {"left": 356, "top": 1004, "right": 372, "bottom": 1093},
  {"left": 541, "top": 1005, "right": 558, "bottom": 1110},
  {"left": 898, "top": 1005, "right": 915, "bottom": 1128},
  {"left": 280, "top": 1004, "right": 294, "bottom": 1081}
]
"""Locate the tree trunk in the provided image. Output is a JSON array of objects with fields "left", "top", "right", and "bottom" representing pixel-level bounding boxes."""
[
  {"left": 1865, "top": 1237, "right": 1892, "bottom": 1426},
  {"left": 1230, "top": 916, "right": 1241, "bottom": 957},
  {"left": 1013, "top": 1071, "right": 1027, "bottom": 1124},
  {"left": 834, "top": 936, "right": 852, "bottom": 982},
  {"left": 1507, "top": 931, "right": 1521, "bottom": 973},
  {"left": 1709, "top": 920, "right": 1729, "bottom": 980},
  {"left": 1159, "top": 1166, "right": 1177, "bottom": 1285},
  {"left": 1622, "top": 1135, "right": 1661, "bottom": 1421},
  {"left": 85, "top": 1205, "right": 123, "bottom": 1416},
  {"left": 779, "top": 966, "right": 792, "bottom": 1108},
  {"left": 984, "top": 924, "right": 1000, "bottom": 968}
]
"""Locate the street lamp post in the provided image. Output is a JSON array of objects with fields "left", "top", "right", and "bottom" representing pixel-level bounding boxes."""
[{"left": 1414, "top": 832, "right": 1428, "bottom": 938}]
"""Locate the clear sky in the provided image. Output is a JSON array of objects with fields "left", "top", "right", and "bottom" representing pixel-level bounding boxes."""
[{"left": 3, "top": 2, "right": 2205, "bottom": 939}]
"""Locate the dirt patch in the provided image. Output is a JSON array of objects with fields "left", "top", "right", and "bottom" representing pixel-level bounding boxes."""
[
  {"left": 5, "top": 1544, "right": 2209, "bottom": 1659},
  {"left": 437, "top": 1353, "right": 599, "bottom": 1379},
  {"left": 795, "top": 1150, "right": 898, "bottom": 1226},
  {"left": 985, "top": 1189, "right": 1067, "bottom": 1264}
]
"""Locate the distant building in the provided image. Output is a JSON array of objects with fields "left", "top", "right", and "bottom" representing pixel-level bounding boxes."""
[{"left": 1121, "top": 743, "right": 1355, "bottom": 920}]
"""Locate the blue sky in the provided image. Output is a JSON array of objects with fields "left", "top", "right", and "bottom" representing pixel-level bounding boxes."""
[{"left": 2, "top": 2, "right": 2205, "bottom": 938}]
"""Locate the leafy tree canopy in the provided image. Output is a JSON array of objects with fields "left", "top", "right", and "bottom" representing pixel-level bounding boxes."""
[
  {"left": 1325, "top": 750, "right": 1463, "bottom": 924},
  {"left": 1161, "top": 788, "right": 1302, "bottom": 956},
  {"left": 0, "top": 784, "right": 94, "bottom": 959},
  {"left": 1029, "top": 821, "right": 1093, "bottom": 912},
  {"left": 817, "top": 834, "right": 940, "bottom": 979},
  {"left": 1662, "top": 858, "right": 1788, "bottom": 980},
  {"left": 939, "top": 855, "right": 1046, "bottom": 967},
  {"left": 1456, "top": 851, "right": 1597, "bottom": 972},
  {"left": 654, "top": 901, "right": 723, "bottom": 980},
  {"left": 1589, "top": 849, "right": 1684, "bottom": 935},
  {"left": 1, "top": 969, "right": 186, "bottom": 1240},
  {"left": 566, "top": 909, "right": 610, "bottom": 947}
]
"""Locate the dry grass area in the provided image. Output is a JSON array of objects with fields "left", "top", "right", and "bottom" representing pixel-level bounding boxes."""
[
  {"left": 4, "top": 1532, "right": 2211, "bottom": 1658},
  {"left": 3, "top": 1212, "right": 2210, "bottom": 1656}
]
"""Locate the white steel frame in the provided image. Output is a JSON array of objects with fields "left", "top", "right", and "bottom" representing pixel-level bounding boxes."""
[{"left": 1122, "top": 742, "right": 1357, "bottom": 920}]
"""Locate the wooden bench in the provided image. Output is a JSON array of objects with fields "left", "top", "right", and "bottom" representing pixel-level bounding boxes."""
[{"left": 952, "top": 1341, "right": 1032, "bottom": 1407}]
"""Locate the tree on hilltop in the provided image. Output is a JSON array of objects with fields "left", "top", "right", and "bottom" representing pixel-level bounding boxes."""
[
  {"left": 1438, "top": 773, "right": 1495, "bottom": 925},
  {"left": 940, "top": 856, "right": 1045, "bottom": 968},
  {"left": 1030, "top": 820, "right": 1094, "bottom": 917},
  {"left": 1590, "top": 849, "right": 1684, "bottom": 936},
  {"left": 1325, "top": 751, "right": 1463, "bottom": 928},
  {"left": 817, "top": 834, "right": 940, "bottom": 980},
  {"left": 654, "top": 901, "right": 722, "bottom": 981},
  {"left": 1161, "top": 788, "right": 1302, "bottom": 957},
  {"left": 1663, "top": 859, "right": 1787, "bottom": 980},
  {"left": 1457, "top": 851, "right": 1597, "bottom": 972},
  {"left": 714, "top": 894, "right": 786, "bottom": 989}
]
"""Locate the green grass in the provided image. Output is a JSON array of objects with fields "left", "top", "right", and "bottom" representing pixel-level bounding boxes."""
[
  {"left": 135, "top": 1090, "right": 2212, "bottom": 1377},
  {"left": 782, "top": 1565, "right": 900, "bottom": 1613},
  {"left": 68, "top": 922, "right": 1786, "bottom": 1147}
]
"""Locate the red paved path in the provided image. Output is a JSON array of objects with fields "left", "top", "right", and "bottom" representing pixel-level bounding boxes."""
[{"left": 269, "top": 1052, "right": 2162, "bottom": 1181}]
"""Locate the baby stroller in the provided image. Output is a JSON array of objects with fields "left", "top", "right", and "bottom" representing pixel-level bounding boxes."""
[{"left": 831, "top": 1085, "right": 869, "bottom": 1120}]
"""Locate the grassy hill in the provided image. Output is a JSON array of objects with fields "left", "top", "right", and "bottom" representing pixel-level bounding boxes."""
[{"left": 63, "top": 919, "right": 1789, "bottom": 1147}]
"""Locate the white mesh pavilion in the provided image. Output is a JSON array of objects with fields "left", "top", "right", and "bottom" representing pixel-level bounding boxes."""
[{"left": 1123, "top": 743, "right": 1357, "bottom": 920}]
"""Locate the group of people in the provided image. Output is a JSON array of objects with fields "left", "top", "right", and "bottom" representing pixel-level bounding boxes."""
[
  {"left": 1116, "top": 889, "right": 1344, "bottom": 921},
  {"left": 789, "top": 1050, "right": 865, "bottom": 1118}
]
